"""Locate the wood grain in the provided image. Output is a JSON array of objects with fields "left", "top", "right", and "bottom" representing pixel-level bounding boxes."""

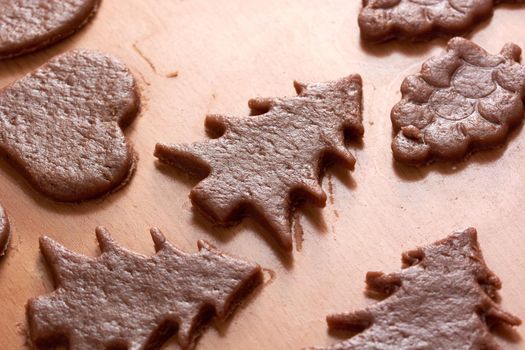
[{"left": 0, "top": 1, "right": 524, "bottom": 349}]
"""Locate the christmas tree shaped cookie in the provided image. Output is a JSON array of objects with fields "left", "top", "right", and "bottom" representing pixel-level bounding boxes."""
[
  {"left": 27, "top": 227, "right": 263, "bottom": 350},
  {"left": 155, "top": 75, "right": 364, "bottom": 252},
  {"left": 311, "top": 228, "right": 521, "bottom": 349}
]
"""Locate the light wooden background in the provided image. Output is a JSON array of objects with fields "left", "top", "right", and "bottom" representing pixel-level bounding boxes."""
[{"left": 0, "top": 1, "right": 524, "bottom": 349}]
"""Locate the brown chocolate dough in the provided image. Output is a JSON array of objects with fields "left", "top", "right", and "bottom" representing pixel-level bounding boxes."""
[
  {"left": 27, "top": 227, "right": 264, "bottom": 350},
  {"left": 0, "top": 0, "right": 101, "bottom": 59},
  {"left": 0, "top": 205, "right": 9, "bottom": 256},
  {"left": 308, "top": 228, "right": 521, "bottom": 350},
  {"left": 359, "top": 0, "right": 525, "bottom": 42},
  {"left": 0, "top": 49, "right": 140, "bottom": 201},
  {"left": 391, "top": 37, "right": 525, "bottom": 165},
  {"left": 155, "top": 75, "right": 364, "bottom": 252}
]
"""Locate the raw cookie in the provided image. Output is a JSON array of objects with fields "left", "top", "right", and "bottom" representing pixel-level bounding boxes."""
[
  {"left": 391, "top": 37, "right": 525, "bottom": 165},
  {"left": 0, "top": 0, "right": 101, "bottom": 59},
  {"left": 0, "top": 49, "right": 140, "bottom": 201},
  {"left": 155, "top": 75, "right": 364, "bottom": 252},
  {"left": 27, "top": 227, "right": 263, "bottom": 350},
  {"left": 309, "top": 228, "right": 521, "bottom": 350},
  {"left": 0, "top": 205, "right": 9, "bottom": 256},
  {"left": 358, "top": 0, "right": 525, "bottom": 42}
]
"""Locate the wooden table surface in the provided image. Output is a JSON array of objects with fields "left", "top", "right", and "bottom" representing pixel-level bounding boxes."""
[{"left": 1, "top": 1, "right": 524, "bottom": 349}]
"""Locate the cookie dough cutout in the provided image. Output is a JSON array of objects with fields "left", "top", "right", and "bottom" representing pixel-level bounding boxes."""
[
  {"left": 155, "top": 75, "right": 364, "bottom": 252},
  {"left": 0, "top": 0, "right": 101, "bottom": 59},
  {"left": 309, "top": 228, "right": 521, "bottom": 350},
  {"left": 27, "top": 227, "right": 264, "bottom": 350},
  {"left": 391, "top": 37, "right": 525, "bottom": 165},
  {"left": 358, "top": 0, "right": 525, "bottom": 42},
  {"left": 0, "top": 49, "right": 140, "bottom": 201},
  {"left": 0, "top": 205, "right": 10, "bottom": 256}
]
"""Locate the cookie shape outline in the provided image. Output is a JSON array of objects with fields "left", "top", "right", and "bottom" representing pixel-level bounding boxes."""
[
  {"left": 0, "top": 0, "right": 101, "bottom": 59},
  {"left": 0, "top": 49, "right": 140, "bottom": 201},
  {"left": 391, "top": 37, "right": 525, "bottom": 165},
  {"left": 0, "top": 205, "right": 10, "bottom": 256},
  {"left": 27, "top": 227, "right": 264, "bottom": 350},
  {"left": 358, "top": 0, "right": 523, "bottom": 42},
  {"left": 309, "top": 228, "right": 521, "bottom": 350},
  {"left": 155, "top": 75, "right": 364, "bottom": 252}
]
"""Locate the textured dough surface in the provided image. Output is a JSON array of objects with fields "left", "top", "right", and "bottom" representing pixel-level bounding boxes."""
[
  {"left": 155, "top": 75, "right": 364, "bottom": 252},
  {"left": 27, "top": 227, "right": 263, "bottom": 350},
  {"left": 391, "top": 37, "right": 525, "bottom": 165},
  {"left": 0, "top": 205, "right": 9, "bottom": 256},
  {"left": 310, "top": 228, "right": 521, "bottom": 350},
  {"left": 359, "top": 0, "right": 525, "bottom": 42},
  {"left": 0, "top": 0, "right": 101, "bottom": 59},
  {"left": 0, "top": 49, "right": 140, "bottom": 201}
]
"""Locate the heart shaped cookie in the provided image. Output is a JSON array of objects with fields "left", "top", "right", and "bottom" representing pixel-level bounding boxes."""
[
  {"left": 0, "top": 49, "right": 140, "bottom": 201},
  {"left": 0, "top": 0, "right": 101, "bottom": 59}
]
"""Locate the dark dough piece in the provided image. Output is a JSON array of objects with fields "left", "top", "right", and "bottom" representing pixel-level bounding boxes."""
[
  {"left": 0, "top": 205, "right": 9, "bottom": 256},
  {"left": 27, "top": 227, "right": 263, "bottom": 350},
  {"left": 0, "top": 0, "right": 101, "bottom": 59},
  {"left": 391, "top": 37, "right": 525, "bottom": 165},
  {"left": 359, "top": 0, "right": 525, "bottom": 43},
  {"left": 0, "top": 49, "right": 140, "bottom": 201},
  {"left": 308, "top": 228, "right": 521, "bottom": 350},
  {"left": 155, "top": 75, "right": 364, "bottom": 252}
]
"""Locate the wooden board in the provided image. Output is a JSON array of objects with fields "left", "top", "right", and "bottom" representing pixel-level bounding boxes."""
[{"left": 1, "top": 1, "right": 524, "bottom": 349}]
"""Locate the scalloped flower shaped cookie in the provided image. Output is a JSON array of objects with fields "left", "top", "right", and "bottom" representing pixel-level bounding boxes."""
[
  {"left": 391, "top": 38, "right": 525, "bottom": 165},
  {"left": 358, "top": 0, "right": 521, "bottom": 42}
]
